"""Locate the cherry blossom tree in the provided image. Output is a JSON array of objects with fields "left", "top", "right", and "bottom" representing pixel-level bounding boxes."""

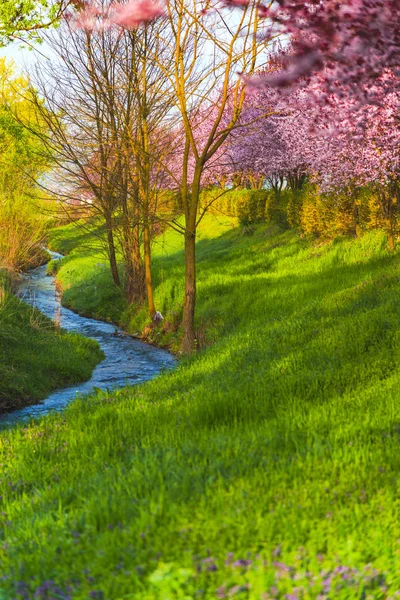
[
  {"left": 228, "top": 86, "right": 310, "bottom": 194},
  {"left": 251, "top": 0, "right": 400, "bottom": 104},
  {"left": 306, "top": 85, "right": 400, "bottom": 246}
]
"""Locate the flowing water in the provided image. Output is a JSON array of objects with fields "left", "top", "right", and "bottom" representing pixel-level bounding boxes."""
[{"left": 0, "top": 251, "right": 176, "bottom": 427}]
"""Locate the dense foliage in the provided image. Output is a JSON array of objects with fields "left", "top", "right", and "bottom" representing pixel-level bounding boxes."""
[
  {"left": 0, "top": 0, "right": 69, "bottom": 45},
  {"left": 0, "top": 59, "right": 54, "bottom": 272}
]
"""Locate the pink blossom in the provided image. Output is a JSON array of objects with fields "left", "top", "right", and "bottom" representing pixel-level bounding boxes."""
[
  {"left": 111, "top": 0, "right": 164, "bottom": 28},
  {"left": 252, "top": 0, "right": 400, "bottom": 107},
  {"left": 72, "top": 0, "right": 164, "bottom": 32},
  {"left": 71, "top": 4, "right": 103, "bottom": 31}
]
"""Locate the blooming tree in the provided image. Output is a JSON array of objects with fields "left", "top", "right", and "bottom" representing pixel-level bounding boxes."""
[
  {"left": 252, "top": 0, "right": 400, "bottom": 104},
  {"left": 226, "top": 81, "right": 312, "bottom": 196}
]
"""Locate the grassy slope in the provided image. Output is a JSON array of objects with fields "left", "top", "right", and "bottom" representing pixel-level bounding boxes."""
[
  {"left": 0, "top": 278, "right": 104, "bottom": 413},
  {"left": 47, "top": 216, "right": 237, "bottom": 347},
  {"left": 2, "top": 221, "right": 400, "bottom": 598}
]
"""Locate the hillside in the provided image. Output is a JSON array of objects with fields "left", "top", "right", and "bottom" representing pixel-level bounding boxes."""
[{"left": 1, "top": 221, "right": 400, "bottom": 598}]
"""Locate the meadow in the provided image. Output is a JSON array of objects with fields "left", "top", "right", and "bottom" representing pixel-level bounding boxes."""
[
  {"left": 1, "top": 220, "right": 400, "bottom": 598},
  {"left": 0, "top": 272, "right": 104, "bottom": 413}
]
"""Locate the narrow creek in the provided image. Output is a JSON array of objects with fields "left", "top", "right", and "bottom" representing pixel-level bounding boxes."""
[{"left": 0, "top": 251, "right": 176, "bottom": 427}]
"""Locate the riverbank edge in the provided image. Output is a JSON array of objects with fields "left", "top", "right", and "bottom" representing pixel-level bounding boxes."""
[
  {"left": 55, "top": 277, "right": 180, "bottom": 355},
  {"left": 48, "top": 260, "right": 182, "bottom": 357},
  {"left": 0, "top": 264, "right": 105, "bottom": 417}
]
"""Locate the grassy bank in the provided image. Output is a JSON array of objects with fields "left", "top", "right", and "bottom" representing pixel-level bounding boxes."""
[
  {"left": 2, "top": 222, "right": 400, "bottom": 598},
  {"left": 47, "top": 215, "right": 237, "bottom": 348},
  {"left": 0, "top": 272, "right": 104, "bottom": 413}
]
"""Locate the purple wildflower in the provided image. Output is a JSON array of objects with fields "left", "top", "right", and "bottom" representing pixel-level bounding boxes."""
[
  {"left": 322, "top": 576, "right": 332, "bottom": 593},
  {"left": 201, "top": 557, "right": 218, "bottom": 572},
  {"left": 216, "top": 585, "right": 227, "bottom": 599},
  {"left": 272, "top": 545, "right": 281, "bottom": 557},
  {"left": 232, "top": 559, "right": 252, "bottom": 568},
  {"left": 228, "top": 584, "right": 249, "bottom": 596},
  {"left": 273, "top": 561, "right": 291, "bottom": 573}
]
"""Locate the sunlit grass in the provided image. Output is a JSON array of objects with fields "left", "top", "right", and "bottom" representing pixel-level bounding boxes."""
[{"left": 1, "top": 223, "right": 400, "bottom": 598}]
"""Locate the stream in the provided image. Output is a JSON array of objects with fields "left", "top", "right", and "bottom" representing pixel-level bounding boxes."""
[{"left": 0, "top": 251, "right": 176, "bottom": 427}]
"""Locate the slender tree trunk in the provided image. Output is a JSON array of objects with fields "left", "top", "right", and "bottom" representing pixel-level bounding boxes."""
[
  {"left": 121, "top": 188, "right": 145, "bottom": 303},
  {"left": 181, "top": 219, "right": 196, "bottom": 354},
  {"left": 143, "top": 217, "right": 155, "bottom": 318},
  {"left": 121, "top": 212, "right": 136, "bottom": 301},
  {"left": 105, "top": 213, "right": 120, "bottom": 287},
  {"left": 132, "top": 220, "right": 145, "bottom": 301},
  {"left": 181, "top": 171, "right": 200, "bottom": 354}
]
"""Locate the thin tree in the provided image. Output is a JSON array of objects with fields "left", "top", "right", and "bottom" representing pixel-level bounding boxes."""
[{"left": 152, "top": 0, "right": 268, "bottom": 352}]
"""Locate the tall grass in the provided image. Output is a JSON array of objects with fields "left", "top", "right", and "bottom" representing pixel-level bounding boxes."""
[
  {"left": 0, "top": 193, "right": 54, "bottom": 272},
  {"left": 2, "top": 222, "right": 400, "bottom": 598}
]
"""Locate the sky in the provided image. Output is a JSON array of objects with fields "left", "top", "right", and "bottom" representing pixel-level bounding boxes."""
[
  {"left": 1, "top": 43, "right": 34, "bottom": 67},
  {"left": 0, "top": 40, "right": 56, "bottom": 72}
]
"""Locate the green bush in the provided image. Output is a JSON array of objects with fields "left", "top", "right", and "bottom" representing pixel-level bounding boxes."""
[
  {"left": 200, "top": 188, "right": 268, "bottom": 225},
  {"left": 0, "top": 192, "right": 51, "bottom": 271},
  {"left": 201, "top": 182, "right": 399, "bottom": 243},
  {"left": 298, "top": 183, "right": 399, "bottom": 242},
  {"left": 235, "top": 189, "right": 267, "bottom": 225}
]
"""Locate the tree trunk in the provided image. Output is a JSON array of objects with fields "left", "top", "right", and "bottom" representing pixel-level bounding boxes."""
[
  {"left": 105, "top": 214, "right": 120, "bottom": 287},
  {"left": 121, "top": 220, "right": 136, "bottom": 302},
  {"left": 381, "top": 192, "right": 395, "bottom": 250},
  {"left": 181, "top": 166, "right": 202, "bottom": 354},
  {"left": 143, "top": 219, "right": 155, "bottom": 318},
  {"left": 121, "top": 195, "right": 145, "bottom": 304},
  {"left": 132, "top": 221, "right": 145, "bottom": 301},
  {"left": 181, "top": 222, "right": 196, "bottom": 354}
]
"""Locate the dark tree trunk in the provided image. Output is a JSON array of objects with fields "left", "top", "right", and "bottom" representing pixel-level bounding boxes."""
[
  {"left": 105, "top": 214, "right": 120, "bottom": 287},
  {"left": 380, "top": 190, "right": 396, "bottom": 250},
  {"left": 143, "top": 218, "right": 155, "bottom": 318},
  {"left": 181, "top": 222, "right": 196, "bottom": 354}
]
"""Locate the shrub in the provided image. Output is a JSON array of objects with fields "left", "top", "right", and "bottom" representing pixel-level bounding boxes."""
[
  {"left": 0, "top": 193, "right": 50, "bottom": 271},
  {"left": 200, "top": 188, "right": 268, "bottom": 225},
  {"left": 299, "top": 184, "right": 399, "bottom": 241},
  {"left": 235, "top": 190, "right": 267, "bottom": 225}
]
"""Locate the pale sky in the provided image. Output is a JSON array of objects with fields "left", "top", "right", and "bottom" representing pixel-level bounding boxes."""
[{"left": 0, "top": 40, "right": 56, "bottom": 72}]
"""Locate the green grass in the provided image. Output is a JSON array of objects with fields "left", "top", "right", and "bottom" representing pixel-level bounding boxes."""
[
  {"left": 0, "top": 273, "right": 104, "bottom": 413},
  {"left": 2, "top": 221, "right": 400, "bottom": 598},
  {"left": 47, "top": 215, "right": 237, "bottom": 343}
]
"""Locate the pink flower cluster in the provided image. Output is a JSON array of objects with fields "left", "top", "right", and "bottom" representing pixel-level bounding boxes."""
[
  {"left": 252, "top": 0, "right": 400, "bottom": 108},
  {"left": 71, "top": 0, "right": 164, "bottom": 31},
  {"left": 227, "top": 64, "right": 400, "bottom": 197}
]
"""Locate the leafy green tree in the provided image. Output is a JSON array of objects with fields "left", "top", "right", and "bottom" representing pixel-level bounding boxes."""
[
  {"left": 0, "top": 59, "right": 52, "bottom": 270},
  {"left": 0, "top": 0, "right": 70, "bottom": 45}
]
